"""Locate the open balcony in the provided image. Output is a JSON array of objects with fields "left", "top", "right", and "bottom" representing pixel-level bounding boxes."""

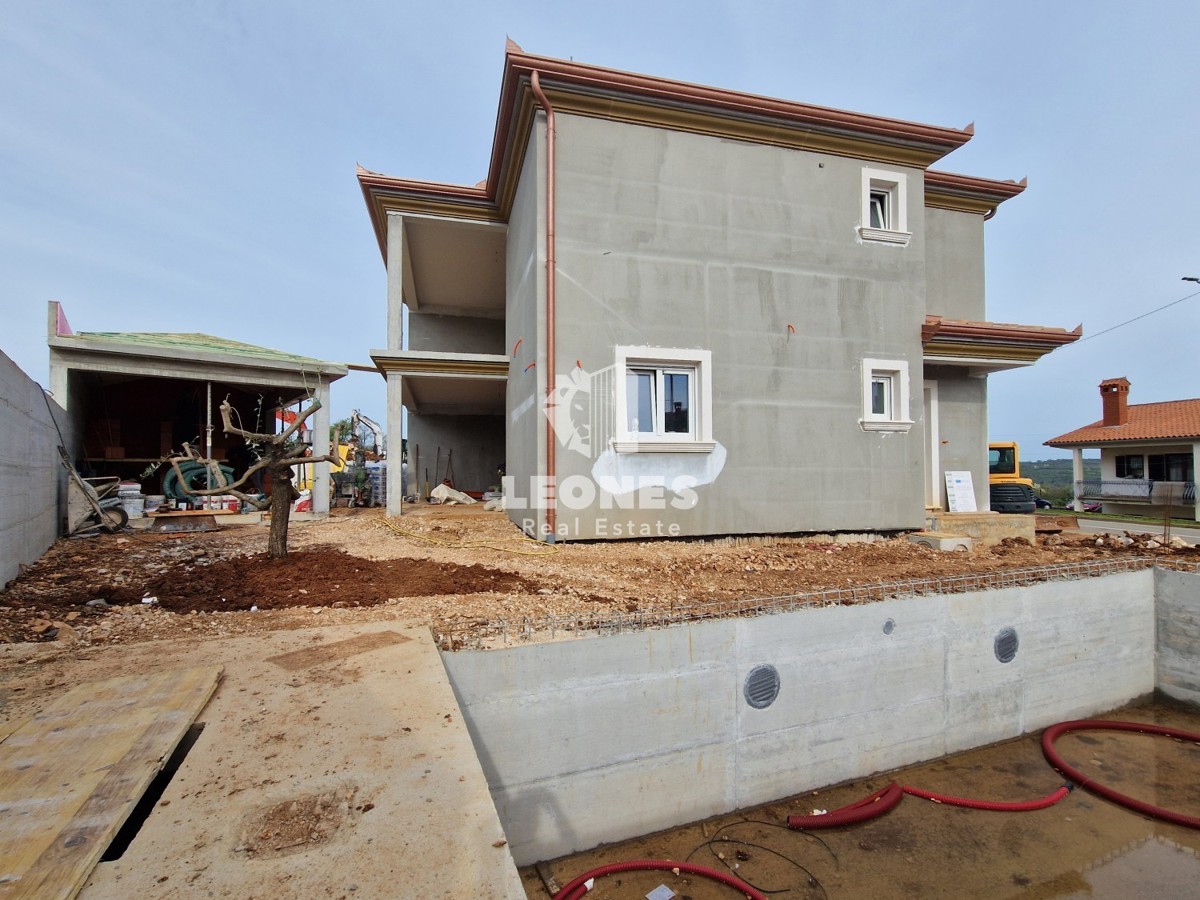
[{"left": 1076, "top": 480, "right": 1196, "bottom": 505}]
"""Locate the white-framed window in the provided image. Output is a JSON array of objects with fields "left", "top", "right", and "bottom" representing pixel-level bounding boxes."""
[
  {"left": 614, "top": 346, "right": 715, "bottom": 453},
  {"left": 860, "top": 167, "right": 911, "bottom": 246},
  {"left": 861, "top": 358, "right": 913, "bottom": 432}
]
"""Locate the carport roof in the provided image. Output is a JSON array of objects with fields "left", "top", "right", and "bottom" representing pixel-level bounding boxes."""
[
  {"left": 48, "top": 302, "right": 347, "bottom": 405},
  {"left": 56, "top": 331, "right": 344, "bottom": 371}
]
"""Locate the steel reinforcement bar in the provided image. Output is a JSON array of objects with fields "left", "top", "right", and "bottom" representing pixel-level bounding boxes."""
[{"left": 436, "top": 556, "right": 1164, "bottom": 650}]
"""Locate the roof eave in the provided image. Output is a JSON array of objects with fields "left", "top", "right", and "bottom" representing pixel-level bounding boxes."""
[
  {"left": 924, "top": 170, "right": 1028, "bottom": 215},
  {"left": 359, "top": 45, "right": 982, "bottom": 259}
]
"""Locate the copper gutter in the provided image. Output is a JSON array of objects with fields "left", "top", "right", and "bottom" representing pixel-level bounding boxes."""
[
  {"left": 922, "top": 316, "right": 1083, "bottom": 347},
  {"left": 530, "top": 71, "right": 557, "bottom": 541}
]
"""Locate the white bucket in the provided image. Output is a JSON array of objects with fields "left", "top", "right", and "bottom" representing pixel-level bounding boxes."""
[
  {"left": 121, "top": 497, "right": 146, "bottom": 518},
  {"left": 144, "top": 494, "right": 166, "bottom": 512}
]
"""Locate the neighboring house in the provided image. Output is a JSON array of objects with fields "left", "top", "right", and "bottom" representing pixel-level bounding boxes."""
[
  {"left": 1046, "top": 378, "right": 1199, "bottom": 521},
  {"left": 360, "top": 42, "right": 1078, "bottom": 541}
]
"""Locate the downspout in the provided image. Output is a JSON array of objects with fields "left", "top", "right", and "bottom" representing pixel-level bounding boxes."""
[{"left": 530, "top": 71, "right": 557, "bottom": 541}]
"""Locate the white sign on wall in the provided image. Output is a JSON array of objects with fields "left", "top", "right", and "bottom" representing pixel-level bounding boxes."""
[{"left": 944, "top": 471, "right": 977, "bottom": 512}]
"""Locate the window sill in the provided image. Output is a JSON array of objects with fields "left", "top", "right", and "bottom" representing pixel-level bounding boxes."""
[
  {"left": 859, "top": 419, "right": 914, "bottom": 433},
  {"left": 859, "top": 226, "right": 912, "bottom": 246},
  {"left": 613, "top": 440, "right": 717, "bottom": 454}
]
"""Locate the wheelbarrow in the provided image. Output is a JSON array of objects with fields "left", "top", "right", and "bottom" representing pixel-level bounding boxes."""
[{"left": 59, "top": 446, "right": 128, "bottom": 535}]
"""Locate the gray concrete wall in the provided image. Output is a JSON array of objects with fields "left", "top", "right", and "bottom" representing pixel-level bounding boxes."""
[
  {"left": 444, "top": 570, "right": 1156, "bottom": 865},
  {"left": 505, "top": 120, "right": 546, "bottom": 534},
  {"left": 926, "top": 367, "right": 989, "bottom": 511},
  {"left": 924, "top": 207, "right": 985, "bottom": 320},
  {"left": 1, "top": 350, "right": 76, "bottom": 586},
  {"left": 542, "top": 112, "right": 930, "bottom": 539},
  {"left": 408, "top": 414, "right": 504, "bottom": 495},
  {"left": 1156, "top": 567, "right": 1200, "bottom": 706},
  {"left": 409, "top": 313, "right": 504, "bottom": 355}
]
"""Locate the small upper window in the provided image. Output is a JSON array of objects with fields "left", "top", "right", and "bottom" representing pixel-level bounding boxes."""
[
  {"left": 870, "top": 373, "right": 893, "bottom": 418},
  {"left": 869, "top": 190, "right": 890, "bottom": 230},
  {"left": 860, "top": 168, "right": 911, "bottom": 246}
]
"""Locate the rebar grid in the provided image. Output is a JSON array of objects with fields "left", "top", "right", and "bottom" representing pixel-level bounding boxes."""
[{"left": 437, "top": 556, "right": 1162, "bottom": 651}]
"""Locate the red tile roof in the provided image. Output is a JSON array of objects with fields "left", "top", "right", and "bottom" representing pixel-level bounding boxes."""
[{"left": 1046, "top": 398, "right": 1200, "bottom": 447}]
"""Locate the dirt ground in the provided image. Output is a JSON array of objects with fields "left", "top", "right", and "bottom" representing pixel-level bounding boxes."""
[
  {"left": 1, "top": 506, "right": 1196, "bottom": 653},
  {"left": 2, "top": 507, "right": 1198, "bottom": 897}
]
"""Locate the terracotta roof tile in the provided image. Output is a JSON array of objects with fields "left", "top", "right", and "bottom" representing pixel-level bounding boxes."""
[{"left": 1046, "top": 398, "right": 1200, "bottom": 446}]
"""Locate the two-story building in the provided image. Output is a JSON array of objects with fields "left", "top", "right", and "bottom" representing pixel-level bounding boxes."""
[{"left": 360, "top": 42, "right": 1078, "bottom": 541}]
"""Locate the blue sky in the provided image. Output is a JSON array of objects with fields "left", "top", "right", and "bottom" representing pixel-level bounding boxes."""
[{"left": 2, "top": 1, "right": 1197, "bottom": 456}]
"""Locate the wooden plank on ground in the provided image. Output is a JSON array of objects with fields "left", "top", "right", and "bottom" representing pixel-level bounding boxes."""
[{"left": 0, "top": 667, "right": 222, "bottom": 899}]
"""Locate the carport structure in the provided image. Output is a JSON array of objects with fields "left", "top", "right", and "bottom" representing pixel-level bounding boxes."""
[{"left": 47, "top": 301, "right": 347, "bottom": 514}]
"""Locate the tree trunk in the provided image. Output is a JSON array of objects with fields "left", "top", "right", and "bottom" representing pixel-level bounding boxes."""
[{"left": 267, "top": 464, "right": 298, "bottom": 559}]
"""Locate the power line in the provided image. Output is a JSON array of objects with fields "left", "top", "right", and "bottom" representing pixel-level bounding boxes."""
[{"left": 1075, "top": 286, "right": 1200, "bottom": 344}]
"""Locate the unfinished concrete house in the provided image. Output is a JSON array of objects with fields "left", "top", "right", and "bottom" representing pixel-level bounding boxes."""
[{"left": 360, "top": 43, "right": 1079, "bottom": 540}]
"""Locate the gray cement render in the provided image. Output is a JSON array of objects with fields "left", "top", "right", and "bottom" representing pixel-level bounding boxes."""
[
  {"left": 504, "top": 126, "right": 546, "bottom": 536},
  {"left": 926, "top": 366, "right": 989, "bottom": 511},
  {"left": 385, "top": 372, "right": 404, "bottom": 514},
  {"left": 385, "top": 214, "right": 406, "bottom": 514},
  {"left": 386, "top": 211, "right": 406, "bottom": 351},
  {"left": 0, "top": 351, "right": 75, "bottom": 586},
  {"left": 443, "top": 569, "right": 1162, "bottom": 865},
  {"left": 407, "top": 414, "right": 505, "bottom": 495},
  {"left": 1156, "top": 567, "right": 1200, "bottom": 706},
  {"left": 409, "top": 313, "right": 504, "bottom": 355},
  {"left": 507, "top": 112, "right": 935, "bottom": 539},
  {"left": 924, "top": 207, "right": 985, "bottom": 320}
]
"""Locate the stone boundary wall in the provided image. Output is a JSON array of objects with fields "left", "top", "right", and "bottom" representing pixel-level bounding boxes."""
[{"left": 443, "top": 569, "right": 1157, "bottom": 865}]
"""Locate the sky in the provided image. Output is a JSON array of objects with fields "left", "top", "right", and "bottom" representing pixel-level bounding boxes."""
[{"left": 2, "top": 0, "right": 1198, "bottom": 458}]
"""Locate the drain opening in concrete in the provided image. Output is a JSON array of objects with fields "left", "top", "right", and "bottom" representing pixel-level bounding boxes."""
[
  {"left": 744, "top": 664, "right": 781, "bottom": 709},
  {"left": 101, "top": 722, "right": 206, "bottom": 861},
  {"left": 995, "top": 627, "right": 1020, "bottom": 664},
  {"left": 883, "top": 618, "right": 896, "bottom": 635}
]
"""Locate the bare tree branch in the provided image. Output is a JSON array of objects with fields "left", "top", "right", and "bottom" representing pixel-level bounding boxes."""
[
  {"left": 162, "top": 393, "right": 339, "bottom": 558},
  {"left": 218, "top": 397, "right": 321, "bottom": 445}
]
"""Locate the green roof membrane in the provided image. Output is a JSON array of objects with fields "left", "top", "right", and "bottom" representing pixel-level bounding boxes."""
[{"left": 65, "top": 331, "right": 341, "bottom": 370}]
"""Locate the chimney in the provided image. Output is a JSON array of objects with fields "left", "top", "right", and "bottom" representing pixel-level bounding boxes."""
[{"left": 1099, "top": 377, "right": 1131, "bottom": 426}]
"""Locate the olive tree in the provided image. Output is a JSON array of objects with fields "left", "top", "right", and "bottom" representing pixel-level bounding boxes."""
[{"left": 166, "top": 396, "right": 340, "bottom": 558}]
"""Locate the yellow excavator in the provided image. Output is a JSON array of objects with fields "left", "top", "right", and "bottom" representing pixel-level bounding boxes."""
[{"left": 988, "top": 442, "right": 1035, "bottom": 514}]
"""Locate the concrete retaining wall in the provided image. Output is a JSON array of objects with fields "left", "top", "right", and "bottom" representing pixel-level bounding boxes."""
[
  {"left": 443, "top": 569, "right": 1156, "bottom": 865},
  {"left": 1156, "top": 567, "right": 1200, "bottom": 706},
  {"left": 1, "top": 350, "right": 75, "bottom": 587}
]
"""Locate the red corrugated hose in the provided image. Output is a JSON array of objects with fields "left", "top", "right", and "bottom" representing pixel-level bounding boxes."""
[
  {"left": 552, "top": 719, "right": 1199, "bottom": 897},
  {"left": 1042, "top": 719, "right": 1200, "bottom": 829}
]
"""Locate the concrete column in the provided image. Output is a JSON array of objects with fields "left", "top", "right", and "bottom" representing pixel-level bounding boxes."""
[
  {"left": 1071, "top": 448, "right": 1084, "bottom": 512},
  {"left": 386, "top": 213, "right": 405, "bottom": 351},
  {"left": 386, "top": 372, "right": 404, "bottom": 516},
  {"left": 48, "top": 360, "right": 69, "bottom": 411},
  {"left": 311, "top": 380, "right": 331, "bottom": 516}
]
